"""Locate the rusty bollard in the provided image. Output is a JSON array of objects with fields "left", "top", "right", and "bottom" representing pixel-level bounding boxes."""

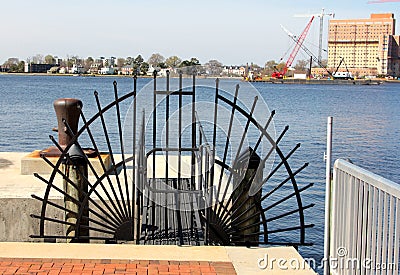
[{"left": 54, "top": 98, "right": 89, "bottom": 242}]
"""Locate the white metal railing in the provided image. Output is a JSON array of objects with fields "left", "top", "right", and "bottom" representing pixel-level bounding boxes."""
[{"left": 330, "top": 159, "right": 400, "bottom": 275}]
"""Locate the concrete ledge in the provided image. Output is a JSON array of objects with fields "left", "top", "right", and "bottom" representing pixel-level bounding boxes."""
[
  {"left": 0, "top": 243, "right": 317, "bottom": 274},
  {"left": 20, "top": 150, "right": 111, "bottom": 176}
]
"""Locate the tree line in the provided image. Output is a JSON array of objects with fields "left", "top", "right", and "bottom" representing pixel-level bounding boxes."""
[{"left": 1, "top": 52, "right": 321, "bottom": 75}]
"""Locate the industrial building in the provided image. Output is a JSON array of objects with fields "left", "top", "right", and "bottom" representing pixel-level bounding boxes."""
[{"left": 327, "top": 13, "right": 400, "bottom": 77}]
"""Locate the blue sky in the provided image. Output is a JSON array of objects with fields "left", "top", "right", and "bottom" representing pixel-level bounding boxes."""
[{"left": 0, "top": 0, "right": 399, "bottom": 65}]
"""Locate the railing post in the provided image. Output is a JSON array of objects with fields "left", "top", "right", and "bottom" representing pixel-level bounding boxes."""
[{"left": 324, "top": 117, "right": 333, "bottom": 275}]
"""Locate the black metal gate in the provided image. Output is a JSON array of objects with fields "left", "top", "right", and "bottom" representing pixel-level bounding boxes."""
[{"left": 31, "top": 70, "right": 314, "bottom": 247}]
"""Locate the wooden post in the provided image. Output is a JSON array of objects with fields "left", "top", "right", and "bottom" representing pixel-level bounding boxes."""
[
  {"left": 231, "top": 147, "right": 263, "bottom": 246},
  {"left": 63, "top": 144, "right": 89, "bottom": 242}
]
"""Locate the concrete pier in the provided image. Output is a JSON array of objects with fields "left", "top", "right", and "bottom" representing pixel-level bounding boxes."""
[{"left": 0, "top": 152, "right": 316, "bottom": 274}]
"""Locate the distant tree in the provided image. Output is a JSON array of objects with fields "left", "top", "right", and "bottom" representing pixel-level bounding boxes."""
[
  {"left": 117, "top": 58, "right": 125, "bottom": 68},
  {"left": 135, "top": 54, "right": 144, "bottom": 65},
  {"left": 275, "top": 62, "right": 286, "bottom": 72},
  {"left": 32, "top": 54, "right": 44, "bottom": 64},
  {"left": 16, "top": 61, "right": 25, "bottom": 72},
  {"left": 165, "top": 56, "right": 182, "bottom": 68},
  {"left": 265, "top": 60, "right": 278, "bottom": 71},
  {"left": 2, "top": 58, "right": 23, "bottom": 72},
  {"left": 125, "top": 56, "right": 133, "bottom": 65},
  {"left": 45, "top": 54, "right": 55, "bottom": 64},
  {"left": 140, "top": 62, "right": 149, "bottom": 75},
  {"left": 67, "top": 59, "right": 74, "bottom": 68},
  {"left": 189, "top": 57, "right": 200, "bottom": 66},
  {"left": 205, "top": 59, "right": 223, "bottom": 76},
  {"left": 84, "top": 57, "right": 94, "bottom": 72},
  {"left": 180, "top": 57, "right": 201, "bottom": 67},
  {"left": 294, "top": 59, "right": 308, "bottom": 72},
  {"left": 147, "top": 53, "right": 165, "bottom": 67},
  {"left": 3, "top": 58, "right": 19, "bottom": 67},
  {"left": 132, "top": 54, "right": 144, "bottom": 73}
]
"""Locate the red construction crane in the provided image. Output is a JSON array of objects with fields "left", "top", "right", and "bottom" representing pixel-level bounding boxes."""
[{"left": 272, "top": 16, "right": 314, "bottom": 79}]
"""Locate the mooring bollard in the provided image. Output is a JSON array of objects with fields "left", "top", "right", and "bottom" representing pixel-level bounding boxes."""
[
  {"left": 54, "top": 98, "right": 89, "bottom": 242},
  {"left": 231, "top": 147, "right": 263, "bottom": 246}
]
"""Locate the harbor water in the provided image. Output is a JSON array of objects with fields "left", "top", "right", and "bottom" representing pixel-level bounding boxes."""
[{"left": 0, "top": 74, "right": 399, "bottom": 272}]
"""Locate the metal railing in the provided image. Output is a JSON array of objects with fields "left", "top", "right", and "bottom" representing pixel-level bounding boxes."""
[{"left": 330, "top": 158, "right": 400, "bottom": 275}]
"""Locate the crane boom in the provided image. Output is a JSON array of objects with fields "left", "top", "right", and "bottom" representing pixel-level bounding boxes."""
[
  {"left": 272, "top": 16, "right": 314, "bottom": 78},
  {"left": 284, "top": 16, "right": 314, "bottom": 74},
  {"left": 282, "top": 24, "right": 334, "bottom": 77}
]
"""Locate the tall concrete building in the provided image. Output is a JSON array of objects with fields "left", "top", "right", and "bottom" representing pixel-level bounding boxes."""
[{"left": 328, "top": 13, "right": 400, "bottom": 77}]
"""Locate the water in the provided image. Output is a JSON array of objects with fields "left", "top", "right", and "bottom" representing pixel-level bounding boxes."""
[{"left": 1, "top": 74, "right": 400, "bottom": 272}]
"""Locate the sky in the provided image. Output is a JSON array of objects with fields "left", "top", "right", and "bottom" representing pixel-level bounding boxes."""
[{"left": 0, "top": 0, "right": 399, "bottom": 65}]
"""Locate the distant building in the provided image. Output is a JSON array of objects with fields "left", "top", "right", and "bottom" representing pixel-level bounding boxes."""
[
  {"left": 99, "top": 67, "right": 115, "bottom": 75},
  {"left": 328, "top": 13, "right": 400, "bottom": 77},
  {"left": 221, "top": 66, "right": 245, "bottom": 76},
  {"left": 69, "top": 64, "right": 85, "bottom": 74},
  {"left": 0, "top": 65, "right": 10, "bottom": 72},
  {"left": 25, "top": 63, "right": 59, "bottom": 73},
  {"left": 121, "top": 65, "right": 135, "bottom": 75}
]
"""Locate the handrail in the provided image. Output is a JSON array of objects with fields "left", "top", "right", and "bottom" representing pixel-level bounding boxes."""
[{"left": 330, "top": 158, "right": 400, "bottom": 274}]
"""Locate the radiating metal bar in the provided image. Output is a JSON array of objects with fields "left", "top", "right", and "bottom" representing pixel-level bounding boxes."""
[
  {"left": 224, "top": 162, "right": 308, "bottom": 227},
  {"left": 264, "top": 182, "right": 314, "bottom": 212},
  {"left": 40, "top": 155, "right": 122, "bottom": 226},
  {"left": 262, "top": 162, "right": 309, "bottom": 200},
  {"left": 34, "top": 173, "right": 81, "bottom": 205},
  {"left": 215, "top": 101, "right": 267, "bottom": 225},
  {"left": 231, "top": 224, "right": 314, "bottom": 239},
  {"left": 218, "top": 130, "right": 282, "bottom": 226},
  {"left": 266, "top": 203, "right": 315, "bottom": 222},
  {"left": 32, "top": 213, "right": 116, "bottom": 237},
  {"left": 113, "top": 81, "right": 132, "bottom": 220},
  {"left": 61, "top": 120, "right": 126, "bottom": 225},
  {"left": 94, "top": 91, "right": 129, "bottom": 220},
  {"left": 31, "top": 194, "right": 118, "bottom": 232},
  {"left": 227, "top": 182, "right": 314, "bottom": 229},
  {"left": 227, "top": 203, "right": 314, "bottom": 234},
  {"left": 42, "top": 146, "right": 120, "bottom": 224},
  {"left": 215, "top": 84, "right": 239, "bottom": 217},
  {"left": 211, "top": 78, "right": 219, "bottom": 205},
  {"left": 48, "top": 135, "right": 64, "bottom": 153},
  {"left": 79, "top": 109, "right": 127, "bottom": 223},
  {"left": 276, "top": 126, "right": 289, "bottom": 145}
]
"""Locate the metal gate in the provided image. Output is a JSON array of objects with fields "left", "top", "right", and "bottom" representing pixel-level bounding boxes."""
[{"left": 31, "top": 70, "right": 314, "bottom": 247}]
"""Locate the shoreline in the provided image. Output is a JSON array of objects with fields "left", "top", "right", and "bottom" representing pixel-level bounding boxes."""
[
  {"left": 2, "top": 72, "right": 397, "bottom": 83},
  {"left": 0, "top": 72, "right": 243, "bottom": 80}
]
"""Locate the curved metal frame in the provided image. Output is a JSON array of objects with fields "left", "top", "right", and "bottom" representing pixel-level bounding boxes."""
[{"left": 31, "top": 72, "right": 314, "bottom": 247}]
